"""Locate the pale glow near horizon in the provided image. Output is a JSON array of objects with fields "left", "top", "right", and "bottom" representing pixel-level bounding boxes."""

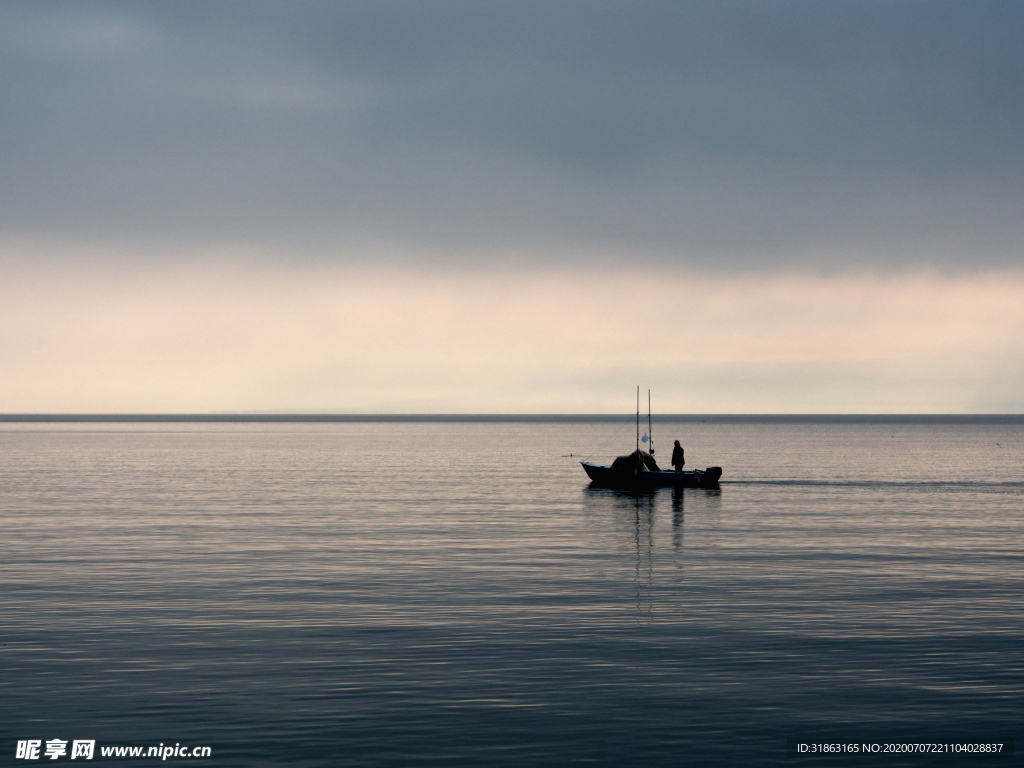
[{"left": 2, "top": 242, "right": 1022, "bottom": 414}]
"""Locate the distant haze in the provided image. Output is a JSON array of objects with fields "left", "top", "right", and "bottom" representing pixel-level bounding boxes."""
[{"left": 1, "top": 2, "right": 1022, "bottom": 412}]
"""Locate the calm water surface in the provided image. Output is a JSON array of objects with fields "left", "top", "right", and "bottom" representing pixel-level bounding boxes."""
[{"left": 1, "top": 419, "right": 1022, "bottom": 766}]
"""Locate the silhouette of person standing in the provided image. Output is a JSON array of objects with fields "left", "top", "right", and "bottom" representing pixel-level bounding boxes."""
[{"left": 671, "top": 440, "right": 685, "bottom": 472}]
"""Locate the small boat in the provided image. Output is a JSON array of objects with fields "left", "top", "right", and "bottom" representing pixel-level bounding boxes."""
[
  {"left": 580, "top": 388, "right": 723, "bottom": 489},
  {"left": 581, "top": 459, "right": 722, "bottom": 489}
]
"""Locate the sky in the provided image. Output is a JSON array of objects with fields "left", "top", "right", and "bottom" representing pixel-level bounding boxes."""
[{"left": 1, "top": 0, "right": 1022, "bottom": 413}]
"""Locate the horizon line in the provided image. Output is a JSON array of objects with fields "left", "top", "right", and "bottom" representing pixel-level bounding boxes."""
[{"left": 2, "top": 413, "right": 1022, "bottom": 423}]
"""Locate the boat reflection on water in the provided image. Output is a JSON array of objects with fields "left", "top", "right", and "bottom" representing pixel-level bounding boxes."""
[{"left": 582, "top": 484, "right": 722, "bottom": 624}]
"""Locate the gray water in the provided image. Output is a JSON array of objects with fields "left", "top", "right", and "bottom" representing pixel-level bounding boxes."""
[{"left": 1, "top": 418, "right": 1022, "bottom": 766}]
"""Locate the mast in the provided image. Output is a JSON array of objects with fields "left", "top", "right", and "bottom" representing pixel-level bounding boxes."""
[
  {"left": 636, "top": 385, "right": 640, "bottom": 453},
  {"left": 648, "top": 389, "right": 653, "bottom": 457}
]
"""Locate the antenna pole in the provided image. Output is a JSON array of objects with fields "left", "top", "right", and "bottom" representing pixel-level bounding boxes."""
[
  {"left": 636, "top": 385, "right": 639, "bottom": 453},
  {"left": 648, "top": 389, "right": 653, "bottom": 457}
]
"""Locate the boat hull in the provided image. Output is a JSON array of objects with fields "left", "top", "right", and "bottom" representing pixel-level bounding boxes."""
[{"left": 581, "top": 462, "right": 722, "bottom": 489}]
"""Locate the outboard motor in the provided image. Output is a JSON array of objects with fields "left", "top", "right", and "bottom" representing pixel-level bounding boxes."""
[{"left": 703, "top": 467, "right": 723, "bottom": 486}]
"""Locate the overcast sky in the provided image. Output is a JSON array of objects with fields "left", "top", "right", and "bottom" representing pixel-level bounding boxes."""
[{"left": 2, "top": 1, "right": 1022, "bottom": 412}]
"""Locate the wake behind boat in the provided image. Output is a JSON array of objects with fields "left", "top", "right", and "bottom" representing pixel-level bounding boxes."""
[{"left": 581, "top": 388, "right": 723, "bottom": 489}]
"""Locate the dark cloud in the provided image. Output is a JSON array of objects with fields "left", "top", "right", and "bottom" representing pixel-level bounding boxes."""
[{"left": 1, "top": 0, "right": 1022, "bottom": 268}]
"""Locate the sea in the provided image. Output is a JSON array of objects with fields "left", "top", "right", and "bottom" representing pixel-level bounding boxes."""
[{"left": 1, "top": 416, "right": 1022, "bottom": 767}]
